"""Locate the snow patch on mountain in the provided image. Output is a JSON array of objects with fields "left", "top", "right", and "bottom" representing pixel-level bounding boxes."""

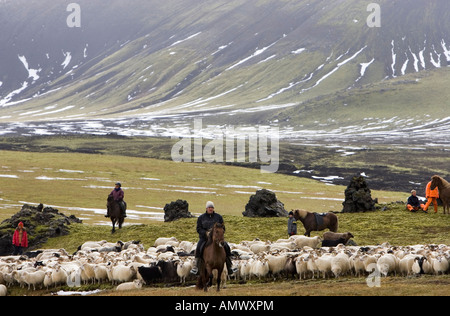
[{"left": 18, "top": 55, "right": 42, "bottom": 81}]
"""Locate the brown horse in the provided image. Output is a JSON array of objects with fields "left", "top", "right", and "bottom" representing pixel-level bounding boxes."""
[
  {"left": 430, "top": 175, "right": 450, "bottom": 214},
  {"left": 196, "top": 222, "right": 226, "bottom": 292},
  {"left": 293, "top": 209, "right": 338, "bottom": 236},
  {"left": 107, "top": 195, "right": 125, "bottom": 233}
]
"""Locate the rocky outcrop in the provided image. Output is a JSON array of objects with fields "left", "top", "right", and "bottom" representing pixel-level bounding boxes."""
[
  {"left": 243, "top": 189, "right": 288, "bottom": 217},
  {"left": 163, "top": 200, "right": 194, "bottom": 222},
  {"left": 342, "top": 176, "right": 377, "bottom": 213},
  {"left": 0, "top": 203, "right": 82, "bottom": 256}
]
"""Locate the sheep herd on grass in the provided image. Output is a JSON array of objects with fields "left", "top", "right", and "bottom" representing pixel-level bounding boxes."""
[{"left": 0, "top": 236, "right": 449, "bottom": 295}]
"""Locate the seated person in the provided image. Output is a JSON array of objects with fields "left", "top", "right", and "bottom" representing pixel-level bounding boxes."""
[{"left": 406, "top": 190, "right": 425, "bottom": 212}]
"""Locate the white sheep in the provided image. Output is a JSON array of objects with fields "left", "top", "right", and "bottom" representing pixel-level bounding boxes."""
[
  {"left": 295, "top": 254, "right": 308, "bottom": 280},
  {"left": 361, "top": 254, "right": 378, "bottom": 273},
  {"left": 350, "top": 254, "right": 365, "bottom": 277},
  {"left": 154, "top": 237, "right": 178, "bottom": 247},
  {"left": 116, "top": 279, "right": 143, "bottom": 291},
  {"left": 399, "top": 254, "right": 417, "bottom": 276},
  {"left": 422, "top": 256, "right": 434, "bottom": 275},
  {"left": 94, "top": 265, "right": 109, "bottom": 284},
  {"left": 51, "top": 265, "right": 68, "bottom": 286},
  {"left": 377, "top": 253, "right": 398, "bottom": 277},
  {"left": 22, "top": 270, "right": 46, "bottom": 290},
  {"left": 80, "top": 240, "right": 106, "bottom": 250},
  {"left": 266, "top": 253, "right": 288, "bottom": 278},
  {"left": 269, "top": 242, "right": 296, "bottom": 252},
  {"left": 249, "top": 242, "right": 270, "bottom": 254},
  {"left": 239, "top": 260, "right": 252, "bottom": 281},
  {"left": 250, "top": 258, "right": 270, "bottom": 280},
  {"left": 291, "top": 235, "right": 321, "bottom": 249},
  {"left": 80, "top": 263, "right": 96, "bottom": 284},
  {"left": 178, "top": 241, "right": 195, "bottom": 253},
  {"left": 331, "top": 252, "right": 350, "bottom": 278},
  {"left": 176, "top": 259, "right": 193, "bottom": 284},
  {"left": 0, "top": 284, "right": 7, "bottom": 296},
  {"left": 431, "top": 256, "right": 449, "bottom": 275},
  {"left": 315, "top": 253, "right": 333, "bottom": 278},
  {"left": 43, "top": 271, "right": 53, "bottom": 289},
  {"left": 304, "top": 254, "right": 318, "bottom": 279},
  {"left": 110, "top": 265, "right": 136, "bottom": 284}
]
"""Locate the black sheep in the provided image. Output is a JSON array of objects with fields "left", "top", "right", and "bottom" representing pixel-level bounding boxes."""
[
  {"left": 156, "top": 260, "right": 179, "bottom": 283},
  {"left": 322, "top": 238, "right": 347, "bottom": 247},
  {"left": 138, "top": 266, "right": 162, "bottom": 284}
]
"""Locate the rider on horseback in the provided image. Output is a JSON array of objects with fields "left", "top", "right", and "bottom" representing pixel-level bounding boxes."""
[
  {"left": 190, "top": 201, "right": 236, "bottom": 276},
  {"left": 105, "top": 182, "right": 127, "bottom": 218}
]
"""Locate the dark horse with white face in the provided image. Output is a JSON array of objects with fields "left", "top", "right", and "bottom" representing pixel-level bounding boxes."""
[
  {"left": 196, "top": 222, "right": 227, "bottom": 292},
  {"left": 107, "top": 195, "right": 125, "bottom": 233}
]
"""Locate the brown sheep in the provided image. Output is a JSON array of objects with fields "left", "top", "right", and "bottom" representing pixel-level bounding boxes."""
[{"left": 323, "top": 232, "right": 354, "bottom": 246}]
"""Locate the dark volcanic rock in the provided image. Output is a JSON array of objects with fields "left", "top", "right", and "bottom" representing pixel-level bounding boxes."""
[
  {"left": 0, "top": 203, "right": 82, "bottom": 256},
  {"left": 342, "top": 176, "right": 377, "bottom": 213},
  {"left": 163, "top": 200, "right": 193, "bottom": 222},
  {"left": 243, "top": 189, "right": 288, "bottom": 217}
]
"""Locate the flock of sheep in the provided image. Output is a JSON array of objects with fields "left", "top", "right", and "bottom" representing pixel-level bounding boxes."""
[{"left": 0, "top": 235, "right": 449, "bottom": 296}]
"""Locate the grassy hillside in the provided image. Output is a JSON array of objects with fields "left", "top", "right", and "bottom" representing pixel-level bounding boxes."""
[{"left": 0, "top": 150, "right": 407, "bottom": 226}]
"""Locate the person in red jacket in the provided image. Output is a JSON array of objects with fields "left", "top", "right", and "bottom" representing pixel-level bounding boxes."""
[
  {"left": 12, "top": 221, "right": 28, "bottom": 255},
  {"left": 424, "top": 179, "right": 440, "bottom": 213}
]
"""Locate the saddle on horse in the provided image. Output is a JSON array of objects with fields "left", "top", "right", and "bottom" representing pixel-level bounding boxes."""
[{"left": 314, "top": 212, "right": 326, "bottom": 228}]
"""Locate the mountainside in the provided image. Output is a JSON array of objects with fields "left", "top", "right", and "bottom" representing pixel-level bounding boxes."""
[{"left": 0, "top": 0, "right": 449, "bottom": 143}]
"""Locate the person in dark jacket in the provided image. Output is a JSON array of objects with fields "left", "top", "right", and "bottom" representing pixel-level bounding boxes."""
[
  {"left": 106, "top": 182, "right": 127, "bottom": 217},
  {"left": 406, "top": 190, "right": 425, "bottom": 212},
  {"left": 12, "top": 221, "right": 28, "bottom": 255},
  {"left": 287, "top": 211, "right": 297, "bottom": 237},
  {"left": 190, "top": 201, "right": 236, "bottom": 275}
]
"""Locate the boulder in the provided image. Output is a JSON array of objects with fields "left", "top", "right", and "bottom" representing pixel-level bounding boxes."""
[
  {"left": 243, "top": 189, "right": 288, "bottom": 217},
  {"left": 342, "top": 176, "right": 377, "bottom": 213},
  {"left": 0, "top": 203, "right": 82, "bottom": 256},
  {"left": 163, "top": 200, "right": 193, "bottom": 222}
]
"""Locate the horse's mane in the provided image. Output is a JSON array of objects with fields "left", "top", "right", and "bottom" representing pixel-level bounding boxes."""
[
  {"left": 294, "top": 209, "right": 308, "bottom": 219},
  {"left": 432, "top": 175, "right": 450, "bottom": 188}
]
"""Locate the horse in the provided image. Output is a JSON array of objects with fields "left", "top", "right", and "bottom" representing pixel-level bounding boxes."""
[
  {"left": 430, "top": 175, "right": 450, "bottom": 214},
  {"left": 107, "top": 195, "right": 125, "bottom": 233},
  {"left": 293, "top": 209, "right": 338, "bottom": 237},
  {"left": 196, "top": 222, "right": 227, "bottom": 292}
]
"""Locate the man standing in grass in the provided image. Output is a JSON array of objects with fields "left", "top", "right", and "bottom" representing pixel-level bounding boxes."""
[{"left": 424, "top": 179, "right": 439, "bottom": 213}]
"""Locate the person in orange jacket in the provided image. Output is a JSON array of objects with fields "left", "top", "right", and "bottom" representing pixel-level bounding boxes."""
[{"left": 424, "top": 178, "right": 439, "bottom": 213}]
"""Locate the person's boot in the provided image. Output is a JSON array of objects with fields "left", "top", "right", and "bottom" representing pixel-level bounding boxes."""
[
  {"left": 226, "top": 257, "right": 237, "bottom": 275},
  {"left": 105, "top": 208, "right": 110, "bottom": 218},
  {"left": 190, "top": 258, "right": 200, "bottom": 275}
]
